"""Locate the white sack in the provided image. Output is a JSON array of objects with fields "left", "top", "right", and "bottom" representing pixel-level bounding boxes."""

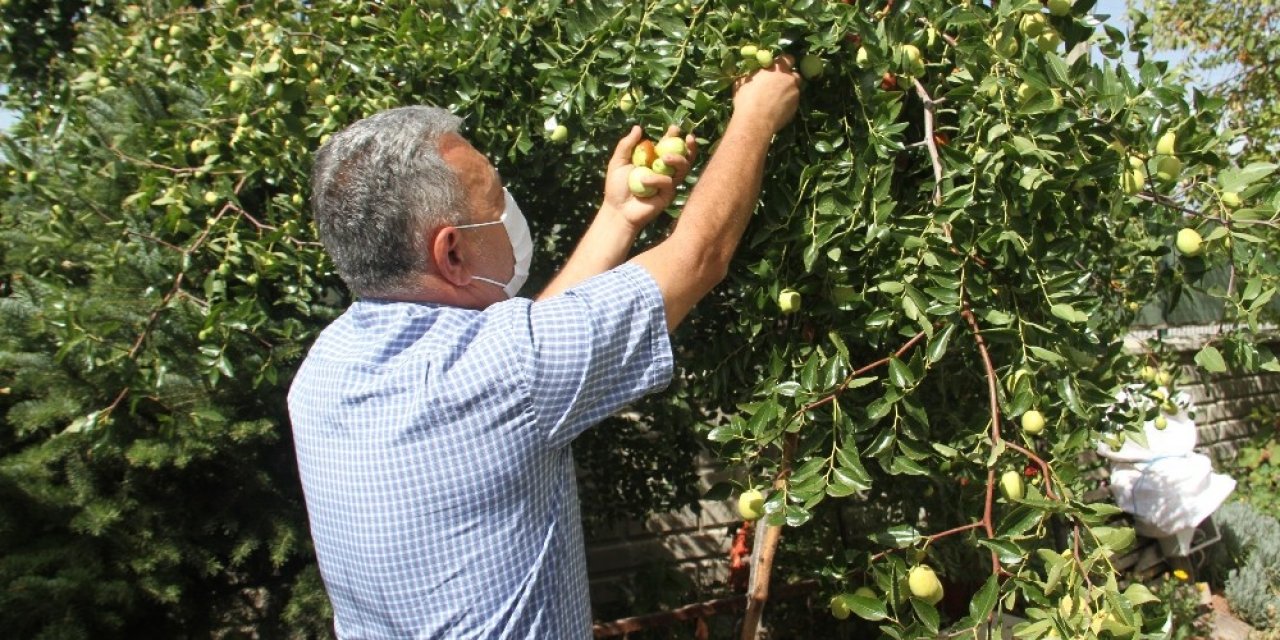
[{"left": 1095, "top": 386, "right": 1235, "bottom": 548}]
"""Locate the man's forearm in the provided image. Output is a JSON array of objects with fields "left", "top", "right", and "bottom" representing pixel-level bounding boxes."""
[
  {"left": 628, "top": 115, "right": 777, "bottom": 330},
  {"left": 672, "top": 116, "right": 774, "bottom": 272},
  {"left": 536, "top": 208, "right": 638, "bottom": 300}
]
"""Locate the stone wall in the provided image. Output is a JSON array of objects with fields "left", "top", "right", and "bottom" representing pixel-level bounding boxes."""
[
  {"left": 1125, "top": 326, "right": 1280, "bottom": 461},
  {"left": 587, "top": 454, "right": 741, "bottom": 609}
]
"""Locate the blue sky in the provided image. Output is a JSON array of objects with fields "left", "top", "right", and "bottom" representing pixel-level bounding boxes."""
[{"left": 0, "top": 87, "right": 12, "bottom": 131}]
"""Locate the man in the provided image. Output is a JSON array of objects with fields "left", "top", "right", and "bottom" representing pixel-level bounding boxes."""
[{"left": 288, "top": 58, "right": 800, "bottom": 638}]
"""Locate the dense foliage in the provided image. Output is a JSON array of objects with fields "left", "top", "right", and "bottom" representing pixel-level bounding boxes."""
[
  {"left": 1, "top": 0, "right": 1277, "bottom": 638},
  {"left": 1138, "top": 0, "right": 1280, "bottom": 165}
]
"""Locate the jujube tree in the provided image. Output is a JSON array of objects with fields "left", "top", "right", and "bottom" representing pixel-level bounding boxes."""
[{"left": 0, "top": 0, "right": 1277, "bottom": 638}]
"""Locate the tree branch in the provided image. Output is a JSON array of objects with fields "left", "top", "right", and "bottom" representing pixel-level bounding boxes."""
[
  {"left": 1137, "top": 191, "right": 1280, "bottom": 229},
  {"left": 913, "top": 78, "right": 945, "bottom": 207}
]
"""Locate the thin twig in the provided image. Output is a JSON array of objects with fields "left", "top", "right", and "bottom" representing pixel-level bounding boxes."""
[
  {"left": 1137, "top": 191, "right": 1280, "bottom": 229},
  {"left": 125, "top": 229, "right": 183, "bottom": 252},
  {"left": 913, "top": 78, "right": 945, "bottom": 207},
  {"left": 960, "top": 305, "right": 1001, "bottom": 444},
  {"left": 868, "top": 521, "right": 985, "bottom": 563},
  {"left": 103, "top": 139, "right": 245, "bottom": 177},
  {"left": 1005, "top": 441, "right": 1056, "bottom": 500},
  {"left": 961, "top": 304, "right": 1007, "bottom": 573}
]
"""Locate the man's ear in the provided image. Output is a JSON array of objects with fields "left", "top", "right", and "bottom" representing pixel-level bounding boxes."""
[{"left": 430, "top": 227, "right": 470, "bottom": 287}]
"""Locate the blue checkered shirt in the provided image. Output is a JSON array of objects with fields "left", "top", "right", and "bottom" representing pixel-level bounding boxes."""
[{"left": 288, "top": 264, "right": 673, "bottom": 639}]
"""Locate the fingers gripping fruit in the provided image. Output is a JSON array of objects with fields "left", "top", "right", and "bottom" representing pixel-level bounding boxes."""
[
  {"left": 630, "top": 133, "right": 689, "bottom": 185},
  {"left": 651, "top": 136, "right": 689, "bottom": 176},
  {"left": 628, "top": 166, "right": 658, "bottom": 198}
]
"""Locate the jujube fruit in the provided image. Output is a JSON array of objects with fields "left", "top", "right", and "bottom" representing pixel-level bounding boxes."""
[
  {"left": 907, "top": 565, "right": 944, "bottom": 605},
  {"left": 738, "top": 489, "right": 766, "bottom": 521}
]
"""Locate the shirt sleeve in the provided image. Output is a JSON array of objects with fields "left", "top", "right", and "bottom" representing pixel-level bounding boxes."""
[{"left": 515, "top": 263, "right": 674, "bottom": 449}]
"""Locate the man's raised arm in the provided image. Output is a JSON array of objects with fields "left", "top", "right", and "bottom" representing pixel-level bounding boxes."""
[
  {"left": 631, "top": 57, "right": 802, "bottom": 331},
  {"left": 537, "top": 126, "right": 696, "bottom": 300}
]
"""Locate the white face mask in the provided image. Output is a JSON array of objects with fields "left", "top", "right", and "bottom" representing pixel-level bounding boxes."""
[{"left": 453, "top": 188, "right": 532, "bottom": 298}]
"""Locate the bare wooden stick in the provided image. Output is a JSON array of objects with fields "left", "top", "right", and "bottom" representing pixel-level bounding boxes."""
[{"left": 739, "top": 432, "right": 798, "bottom": 640}]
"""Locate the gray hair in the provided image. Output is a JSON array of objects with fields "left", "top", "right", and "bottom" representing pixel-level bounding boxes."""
[{"left": 309, "top": 106, "right": 466, "bottom": 297}]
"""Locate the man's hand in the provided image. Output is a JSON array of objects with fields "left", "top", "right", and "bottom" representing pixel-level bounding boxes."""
[
  {"left": 732, "top": 55, "right": 802, "bottom": 135},
  {"left": 601, "top": 125, "right": 698, "bottom": 232},
  {"left": 537, "top": 126, "right": 696, "bottom": 300}
]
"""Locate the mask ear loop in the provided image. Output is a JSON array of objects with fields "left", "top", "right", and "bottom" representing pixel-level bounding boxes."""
[
  {"left": 451, "top": 218, "right": 516, "bottom": 297},
  {"left": 452, "top": 216, "right": 505, "bottom": 230},
  {"left": 452, "top": 188, "right": 529, "bottom": 298}
]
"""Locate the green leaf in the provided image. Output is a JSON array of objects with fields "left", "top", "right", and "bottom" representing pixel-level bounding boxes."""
[
  {"left": 997, "top": 506, "right": 1044, "bottom": 537},
  {"left": 1028, "top": 346, "right": 1066, "bottom": 364},
  {"left": 888, "top": 357, "right": 915, "bottom": 388},
  {"left": 904, "top": 285, "right": 929, "bottom": 320},
  {"left": 1013, "top": 619, "right": 1054, "bottom": 639},
  {"left": 1092, "top": 526, "right": 1136, "bottom": 552},
  {"left": 776, "top": 501, "right": 807, "bottom": 527},
  {"left": 968, "top": 574, "right": 999, "bottom": 624},
  {"left": 977, "top": 538, "right": 1023, "bottom": 565},
  {"left": 911, "top": 597, "right": 940, "bottom": 633},
  {"left": 1050, "top": 303, "right": 1089, "bottom": 324},
  {"left": 866, "top": 396, "right": 896, "bottom": 422},
  {"left": 1058, "top": 377, "right": 1085, "bottom": 417},
  {"left": 1083, "top": 502, "right": 1125, "bottom": 518},
  {"left": 984, "top": 308, "right": 1014, "bottom": 326},
  {"left": 925, "top": 323, "right": 957, "bottom": 364},
  {"left": 826, "top": 481, "right": 858, "bottom": 498},
  {"left": 871, "top": 524, "right": 921, "bottom": 548},
  {"left": 1123, "top": 582, "right": 1159, "bottom": 607},
  {"left": 707, "top": 422, "right": 742, "bottom": 443},
  {"left": 1195, "top": 346, "right": 1228, "bottom": 373},
  {"left": 890, "top": 456, "right": 930, "bottom": 476},
  {"left": 836, "top": 445, "right": 873, "bottom": 485},
  {"left": 774, "top": 381, "right": 801, "bottom": 396},
  {"left": 1219, "top": 162, "right": 1277, "bottom": 192},
  {"left": 828, "top": 331, "right": 850, "bottom": 360},
  {"left": 832, "top": 467, "right": 872, "bottom": 493},
  {"left": 847, "top": 595, "right": 888, "bottom": 622},
  {"left": 846, "top": 376, "right": 879, "bottom": 391},
  {"left": 1044, "top": 557, "right": 1065, "bottom": 595}
]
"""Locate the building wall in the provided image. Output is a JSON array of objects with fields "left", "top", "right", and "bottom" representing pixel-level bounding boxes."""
[
  {"left": 587, "top": 454, "right": 741, "bottom": 609},
  {"left": 1126, "top": 327, "right": 1280, "bottom": 461}
]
